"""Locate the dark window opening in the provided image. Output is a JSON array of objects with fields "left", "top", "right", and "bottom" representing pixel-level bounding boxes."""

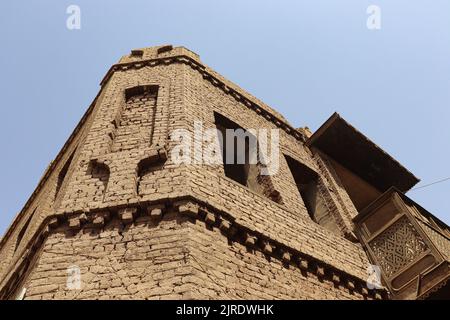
[
  {"left": 285, "top": 155, "right": 319, "bottom": 219},
  {"left": 285, "top": 155, "right": 341, "bottom": 234},
  {"left": 214, "top": 112, "right": 281, "bottom": 203},
  {"left": 214, "top": 112, "right": 253, "bottom": 186}
]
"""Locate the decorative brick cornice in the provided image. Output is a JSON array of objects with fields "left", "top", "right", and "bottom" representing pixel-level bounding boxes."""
[
  {"left": 0, "top": 197, "right": 387, "bottom": 300},
  {"left": 100, "top": 54, "right": 307, "bottom": 143}
]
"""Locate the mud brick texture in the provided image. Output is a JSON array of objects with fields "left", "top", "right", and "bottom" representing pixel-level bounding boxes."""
[{"left": 0, "top": 45, "right": 384, "bottom": 300}]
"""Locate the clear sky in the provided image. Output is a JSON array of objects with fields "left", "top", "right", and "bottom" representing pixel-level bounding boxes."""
[{"left": 0, "top": 1, "right": 449, "bottom": 236}]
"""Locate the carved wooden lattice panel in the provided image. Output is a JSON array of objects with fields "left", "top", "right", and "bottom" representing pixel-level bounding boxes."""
[
  {"left": 369, "top": 216, "right": 428, "bottom": 277},
  {"left": 418, "top": 220, "right": 450, "bottom": 261}
]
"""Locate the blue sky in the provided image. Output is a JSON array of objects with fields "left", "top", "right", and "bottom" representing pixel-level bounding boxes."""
[{"left": 0, "top": 0, "right": 449, "bottom": 236}]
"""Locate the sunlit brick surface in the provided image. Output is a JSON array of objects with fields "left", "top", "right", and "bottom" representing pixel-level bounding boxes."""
[{"left": 0, "top": 46, "right": 381, "bottom": 300}]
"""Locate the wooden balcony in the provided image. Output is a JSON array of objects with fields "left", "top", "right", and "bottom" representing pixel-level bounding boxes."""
[{"left": 354, "top": 188, "right": 450, "bottom": 300}]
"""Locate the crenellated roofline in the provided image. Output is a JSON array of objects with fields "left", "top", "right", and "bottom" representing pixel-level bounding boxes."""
[{"left": 100, "top": 49, "right": 307, "bottom": 142}]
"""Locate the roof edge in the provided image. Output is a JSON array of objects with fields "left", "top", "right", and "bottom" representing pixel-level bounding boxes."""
[{"left": 307, "top": 112, "right": 420, "bottom": 192}]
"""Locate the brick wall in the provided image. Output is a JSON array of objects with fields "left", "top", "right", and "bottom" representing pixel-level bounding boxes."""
[
  {"left": 17, "top": 212, "right": 371, "bottom": 300},
  {"left": 0, "top": 46, "right": 383, "bottom": 300},
  {"left": 21, "top": 213, "right": 192, "bottom": 300}
]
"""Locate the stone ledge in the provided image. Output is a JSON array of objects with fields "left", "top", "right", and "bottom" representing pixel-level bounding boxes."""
[{"left": 0, "top": 197, "right": 388, "bottom": 300}]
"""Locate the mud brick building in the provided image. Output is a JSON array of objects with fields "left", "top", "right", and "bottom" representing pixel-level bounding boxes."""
[{"left": 0, "top": 45, "right": 448, "bottom": 300}]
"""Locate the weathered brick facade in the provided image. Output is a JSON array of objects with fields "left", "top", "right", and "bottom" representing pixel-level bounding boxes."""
[{"left": 2, "top": 45, "right": 445, "bottom": 300}]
